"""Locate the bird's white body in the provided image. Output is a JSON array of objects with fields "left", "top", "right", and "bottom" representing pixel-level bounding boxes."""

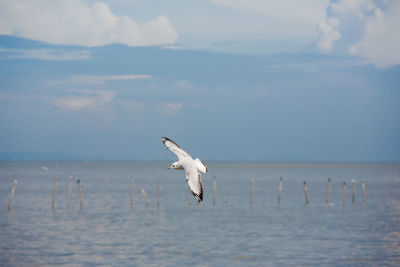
[{"left": 162, "top": 137, "right": 208, "bottom": 202}]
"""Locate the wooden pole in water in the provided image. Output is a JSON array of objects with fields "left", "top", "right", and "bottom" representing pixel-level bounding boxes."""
[
  {"left": 303, "top": 181, "right": 310, "bottom": 204},
  {"left": 131, "top": 180, "right": 135, "bottom": 210},
  {"left": 361, "top": 180, "right": 366, "bottom": 204},
  {"left": 343, "top": 182, "right": 346, "bottom": 205},
  {"left": 157, "top": 183, "right": 160, "bottom": 209},
  {"left": 51, "top": 177, "right": 59, "bottom": 210},
  {"left": 325, "top": 178, "right": 331, "bottom": 204},
  {"left": 352, "top": 179, "right": 356, "bottom": 204},
  {"left": 77, "top": 179, "right": 83, "bottom": 210},
  {"left": 213, "top": 176, "right": 217, "bottom": 206},
  {"left": 189, "top": 193, "right": 192, "bottom": 207},
  {"left": 140, "top": 188, "right": 150, "bottom": 206},
  {"left": 249, "top": 179, "right": 255, "bottom": 205},
  {"left": 8, "top": 180, "right": 18, "bottom": 210},
  {"left": 67, "top": 176, "right": 73, "bottom": 210},
  {"left": 278, "top": 177, "right": 283, "bottom": 204}
]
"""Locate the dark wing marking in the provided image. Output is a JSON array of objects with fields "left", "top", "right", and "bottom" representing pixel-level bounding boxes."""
[
  {"left": 162, "top": 137, "right": 191, "bottom": 161},
  {"left": 194, "top": 158, "right": 208, "bottom": 173},
  {"left": 186, "top": 166, "right": 203, "bottom": 202}
]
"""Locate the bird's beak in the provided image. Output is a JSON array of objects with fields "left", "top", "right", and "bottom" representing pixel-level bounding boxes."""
[{"left": 168, "top": 166, "right": 171, "bottom": 170}]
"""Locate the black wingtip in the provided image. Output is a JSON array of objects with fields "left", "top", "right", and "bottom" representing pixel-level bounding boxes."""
[
  {"left": 199, "top": 159, "right": 208, "bottom": 173},
  {"left": 192, "top": 191, "right": 203, "bottom": 202},
  {"left": 191, "top": 176, "right": 203, "bottom": 202},
  {"left": 162, "top": 136, "right": 173, "bottom": 144},
  {"left": 161, "top": 136, "right": 181, "bottom": 148}
]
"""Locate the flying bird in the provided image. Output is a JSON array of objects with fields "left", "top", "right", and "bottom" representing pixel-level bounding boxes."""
[{"left": 162, "top": 137, "right": 208, "bottom": 202}]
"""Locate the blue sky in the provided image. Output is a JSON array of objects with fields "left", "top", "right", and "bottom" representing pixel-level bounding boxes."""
[{"left": 0, "top": 0, "right": 399, "bottom": 161}]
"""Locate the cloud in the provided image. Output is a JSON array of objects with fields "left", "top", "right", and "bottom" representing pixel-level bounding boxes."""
[
  {"left": 350, "top": 2, "right": 400, "bottom": 67},
  {"left": 53, "top": 97, "right": 95, "bottom": 111},
  {"left": 0, "top": 48, "right": 91, "bottom": 61},
  {"left": 173, "top": 79, "right": 195, "bottom": 90},
  {"left": 317, "top": 18, "right": 341, "bottom": 52},
  {"left": 162, "top": 102, "right": 183, "bottom": 115},
  {"left": 163, "top": 45, "right": 184, "bottom": 51},
  {"left": 210, "top": 0, "right": 330, "bottom": 40},
  {"left": 318, "top": 0, "right": 400, "bottom": 67},
  {"left": 46, "top": 74, "right": 151, "bottom": 87},
  {"left": 67, "top": 74, "right": 151, "bottom": 85},
  {"left": 52, "top": 90, "right": 116, "bottom": 111},
  {"left": 0, "top": 0, "right": 178, "bottom": 47},
  {"left": 211, "top": 0, "right": 328, "bottom": 21}
]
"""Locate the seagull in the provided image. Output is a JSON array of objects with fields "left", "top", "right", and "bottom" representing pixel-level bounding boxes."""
[{"left": 162, "top": 137, "right": 208, "bottom": 202}]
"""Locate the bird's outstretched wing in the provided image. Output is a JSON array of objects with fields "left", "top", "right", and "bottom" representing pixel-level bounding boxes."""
[
  {"left": 186, "top": 166, "right": 203, "bottom": 202},
  {"left": 194, "top": 158, "right": 208, "bottom": 173},
  {"left": 162, "top": 137, "right": 191, "bottom": 161}
]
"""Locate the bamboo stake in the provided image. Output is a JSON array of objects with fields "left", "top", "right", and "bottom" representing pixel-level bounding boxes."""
[
  {"left": 67, "top": 176, "right": 73, "bottom": 210},
  {"left": 8, "top": 180, "right": 18, "bottom": 210},
  {"left": 189, "top": 193, "right": 192, "bottom": 207},
  {"left": 325, "top": 178, "right": 331, "bottom": 204},
  {"left": 140, "top": 188, "right": 150, "bottom": 206},
  {"left": 51, "top": 177, "right": 59, "bottom": 210},
  {"left": 77, "top": 179, "right": 83, "bottom": 210},
  {"left": 131, "top": 180, "right": 135, "bottom": 210},
  {"left": 213, "top": 176, "right": 217, "bottom": 206},
  {"left": 343, "top": 182, "right": 346, "bottom": 205},
  {"left": 352, "top": 179, "right": 356, "bottom": 205},
  {"left": 278, "top": 177, "right": 283, "bottom": 204},
  {"left": 361, "top": 180, "right": 366, "bottom": 204},
  {"left": 304, "top": 181, "right": 310, "bottom": 204},
  {"left": 249, "top": 179, "right": 255, "bottom": 205}
]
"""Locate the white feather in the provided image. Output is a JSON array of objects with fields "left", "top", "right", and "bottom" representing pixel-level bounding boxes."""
[{"left": 194, "top": 158, "right": 208, "bottom": 173}]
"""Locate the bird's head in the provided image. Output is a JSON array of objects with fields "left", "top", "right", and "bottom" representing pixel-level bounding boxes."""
[{"left": 168, "top": 162, "right": 183, "bottom": 170}]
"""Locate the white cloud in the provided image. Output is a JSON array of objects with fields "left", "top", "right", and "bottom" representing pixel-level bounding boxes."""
[
  {"left": 0, "top": 48, "right": 91, "bottom": 60},
  {"left": 210, "top": 0, "right": 330, "bottom": 40},
  {"left": 329, "top": 0, "right": 375, "bottom": 15},
  {"left": 68, "top": 74, "right": 151, "bottom": 85},
  {"left": 318, "top": 0, "right": 400, "bottom": 67},
  {"left": 163, "top": 45, "right": 184, "bottom": 50},
  {"left": 52, "top": 90, "right": 116, "bottom": 111},
  {"left": 174, "top": 79, "right": 195, "bottom": 90},
  {"left": 0, "top": 0, "right": 178, "bottom": 47},
  {"left": 99, "top": 75, "right": 151, "bottom": 81},
  {"left": 163, "top": 102, "right": 183, "bottom": 115},
  {"left": 351, "top": 2, "right": 400, "bottom": 67},
  {"left": 317, "top": 18, "right": 341, "bottom": 52},
  {"left": 53, "top": 97, "right": 95, "bottom": 111},
  {"left": 211, "top": 0, "right": 328, "bottom": 21},
  {"left": 46, "top": 74, "right": 151, "bottom": 87}
]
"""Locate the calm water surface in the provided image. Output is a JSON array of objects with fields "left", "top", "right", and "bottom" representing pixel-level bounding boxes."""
[{"left": 0, "top": 162, "right": 399, "bottom": 266}]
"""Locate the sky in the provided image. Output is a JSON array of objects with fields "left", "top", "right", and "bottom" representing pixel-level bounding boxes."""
[{"left": 0, "top": 0, "right": 399, "bottom": 162}]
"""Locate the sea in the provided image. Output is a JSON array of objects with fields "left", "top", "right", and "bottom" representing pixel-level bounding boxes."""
[{"left": 0, "top": 162, "right": 399, "bottom": 266}]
